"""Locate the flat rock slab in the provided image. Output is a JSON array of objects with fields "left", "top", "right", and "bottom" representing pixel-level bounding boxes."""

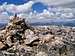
[{"left": 25, "top": 36, "right": 39, "bottom": 44}]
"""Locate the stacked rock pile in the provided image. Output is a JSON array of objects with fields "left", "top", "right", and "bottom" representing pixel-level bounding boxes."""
[
  {"left": 0, "top": 14, "right": 36, "bottom": 56},
  {"left": 0, "top": 15, "right": 75, "bottom": 56}
]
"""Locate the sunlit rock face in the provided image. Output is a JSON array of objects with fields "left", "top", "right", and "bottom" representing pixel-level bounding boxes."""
[{"left": 0, "top": 15, "right": 75, "bottom": 56}]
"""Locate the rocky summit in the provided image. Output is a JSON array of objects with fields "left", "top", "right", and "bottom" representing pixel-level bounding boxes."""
[{"left": 0, "top": 15, "right": 75, "bottom": 56}]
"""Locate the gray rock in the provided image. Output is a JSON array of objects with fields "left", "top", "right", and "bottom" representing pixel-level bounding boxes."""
[
  {"left": 25, "top": 29, "right": 34, "bottom": 37},
  {"left": 25, "top": 36, "right": 39, "bottom": 45},
  {"left": 36, "top": 52, "right": 48, "bottom": 56},
  {"left": 6, "top": 36, "right": 13, "bottom": 47}
]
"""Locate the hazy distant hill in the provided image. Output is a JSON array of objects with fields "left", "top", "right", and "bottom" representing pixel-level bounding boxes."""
[
  {"left": 1, "top": 19, "right": 75, "bottom": 28},
  {"left": 30, "top": 19, "right": 75, "bottom": 27}
]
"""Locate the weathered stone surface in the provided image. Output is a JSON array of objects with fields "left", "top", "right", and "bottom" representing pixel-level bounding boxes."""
[
  {"left": 40, "top": 34, "right": 54, "bottom": 43},
  {"left": 6, "top": 36, "right": 13, "bottom": 47},
  {"left": 36, "top": 52, "right": 48, "bottom": 56},
  {"left": 25, "top": 36, "right": 39, "bottom": 44},
  {"left": 25, "top": 29, "right": 34, "bottom": 37},
  {"left": 0, "top": 42, "right": 5, "bottom": 49},
  {"left": 18, "top": 45, "right": 32, "bottom": 52}
]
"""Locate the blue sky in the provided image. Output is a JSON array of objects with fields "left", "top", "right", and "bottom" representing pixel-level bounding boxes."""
[
  {"left": 0, "top": 0, "right": 29, "bottom": 5},
  {"left": 32, "top": 2, "right": 47, "bottom": 13}
]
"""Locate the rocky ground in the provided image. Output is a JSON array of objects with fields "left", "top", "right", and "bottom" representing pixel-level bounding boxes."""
[{"left": 0, "top": 15, "right": 75, "bottom": 56}]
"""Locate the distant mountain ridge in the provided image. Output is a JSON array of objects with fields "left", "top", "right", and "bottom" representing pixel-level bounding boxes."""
[
  {"left": 1, "top": 19, "right": 75, "bottom": 28},
  {"left": 30, "top": 19, "right": 75, "bottom": 27}
]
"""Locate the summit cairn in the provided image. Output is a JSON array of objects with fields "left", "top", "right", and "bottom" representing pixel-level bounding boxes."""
[
  {"left": 0, "top": 14, "right": 35, "bottom": 49},
  {"left": 7, "top": 14, "right": 33, "bottom": 31}
]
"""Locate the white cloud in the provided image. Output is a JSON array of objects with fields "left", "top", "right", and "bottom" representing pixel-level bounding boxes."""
[
  {"left": 0, "top": 12, "right": 9, "bottom": 23},
  {"left": 61, "top": 13, "right": 74, "bottom": 18},
  {"left": 0, "top": 6, "right": 4, "bottom": 13},
  {"left": 0, "top": 1, "right": 34, "bottom": 14},
  {"left": 8, "top": 1, "right": 34, "bottom": 13},
  {"left": 27, "top": 7, "right": 75, "bottom": 19},
  {"left": 0, "top": 0, "right": 75, "bottom": 24},
  {"left": 34, "top": 0, "right": 75, "bottom": 6}
]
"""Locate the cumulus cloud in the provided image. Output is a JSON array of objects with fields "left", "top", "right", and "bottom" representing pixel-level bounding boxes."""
[
  {"left": 0, "top": 12, "right": 9, "bottom": 23},
  {"left": 0, "top": 1, "right": 34, "bottom": 14},
  {"left": 33, "top": 0, "right": 75, "bottom": 7},
  {"left": 27, "top": 7, "right": 75, "bottom": 19},
  {"left": 0, "top": 0, "right": 75, "bottom": 24}
]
